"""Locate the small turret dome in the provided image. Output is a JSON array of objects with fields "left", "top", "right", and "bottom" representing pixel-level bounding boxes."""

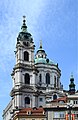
[{"left": 35, "top": 41, "right": 56, "bottom": 65}]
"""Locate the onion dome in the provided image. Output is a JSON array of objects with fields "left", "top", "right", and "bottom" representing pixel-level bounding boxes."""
[{"left": 17, "top": 16, "right": 33, "bottom": 42}]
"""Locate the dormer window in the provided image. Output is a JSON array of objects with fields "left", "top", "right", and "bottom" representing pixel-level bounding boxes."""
[{"left": 27, "top": 111, "right": 31, "bottom": 115}]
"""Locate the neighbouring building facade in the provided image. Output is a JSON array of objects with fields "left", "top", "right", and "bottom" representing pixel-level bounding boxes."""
[
  {"left": 3, "top": 17, "right": 78, "bottom": 120},
  {"left": 13, "top": 107, "right": 46, "bottom": 120}
]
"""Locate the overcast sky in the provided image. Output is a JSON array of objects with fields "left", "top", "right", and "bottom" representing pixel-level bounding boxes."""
[{"left": 0, "top": 0, "right": 77, "bottom": 119}]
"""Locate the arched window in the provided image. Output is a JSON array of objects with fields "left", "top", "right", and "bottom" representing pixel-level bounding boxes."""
[
  {"left": 25, "top": 97, "right": 30, "bottom": 104},
  {"left": 57, "top": 77, "right": 59, "bottom": 88},
  {"left": 24, "top": 51, "right": 29, "bottom": 61},
  {"left": 25, "top": 73, "right": 30, "bottom": 84},
  {"left": 39, "top": 74, "right": 42, "bottom": 82},
  {"left": 54, "top": 76, "right": 56, "bottom": 88},
  {"left": 46, "top": 73, "right": 50, "bottom": 84},
  {"left": 53, "top": 94, "right": 57, "bottom": 100}
]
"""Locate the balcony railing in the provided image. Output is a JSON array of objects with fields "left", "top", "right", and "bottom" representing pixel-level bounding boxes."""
[{"left": 45, "top": 102, "right": 67, "bottom": 108}]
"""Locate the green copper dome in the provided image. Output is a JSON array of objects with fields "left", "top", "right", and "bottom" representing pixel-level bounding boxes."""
[
  {"left": 35, "top": 57, "right": 56, "bottom": 65},
  {"left": 17, "top": 16, "right": 33, "bottom": 42},
  {"left": 35, "top": 41, "right": 57, "bottom": 65}
]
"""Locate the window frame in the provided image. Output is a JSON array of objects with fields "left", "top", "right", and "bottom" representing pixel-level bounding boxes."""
[
  {"left": 46, "top": 73, "right": 50, "bottom": 85},
  {"left": 39, "top": 97, "right": 43, "bottom": 102},
  {"left": 24, "top": 73, "right": 30, "bottom": 84},
  {"left": 24, "top": 51, "right": 29, "bottom": 61},
  {"left": 25, "top": 97, "right": 30, "bottom": 104}
]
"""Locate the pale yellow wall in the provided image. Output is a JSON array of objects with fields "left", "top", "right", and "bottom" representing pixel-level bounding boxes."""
[{"left": 14, "top": 117, "right": 46, "bottom": 120}]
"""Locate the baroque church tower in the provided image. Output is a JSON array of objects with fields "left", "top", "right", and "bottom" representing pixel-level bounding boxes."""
[
  {"left": 10, "top": 16, "right": 64, "bottom": 110},
  {"left": 3, "top": 17, "right": 66, "bottom": 120},
  {"left": 10, "top": 16, "right": 37, "bottom": 109}
]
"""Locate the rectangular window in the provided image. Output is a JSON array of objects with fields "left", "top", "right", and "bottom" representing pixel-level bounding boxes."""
[
  {"left": 76, "top": 100, "right": 78, "bottom": 104},
  {"left": 74, "top": 100, "right": 75, "bottom": 104},
  {"left": 54, "top": 112, "right": 59, "bottom": 118},
  {"left": 60, "top": 112, "right": 65, "bottom": 118},
  {"left": 22, "top": 119, "right": 25, "bottom": 120},
  {"left": 39, "top": 98, "right": 43, "bottom": 102},
  {"left": 54, "top": 112, "right": 65, "bottom": 118}
]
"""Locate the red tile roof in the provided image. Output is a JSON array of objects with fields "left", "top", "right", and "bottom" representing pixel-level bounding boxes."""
[
  {"left": 15, "top": 107, "right": 45, "bottom": 117},
  {"left": 52, "top": 96, "right": 67, "bottom": 103}
]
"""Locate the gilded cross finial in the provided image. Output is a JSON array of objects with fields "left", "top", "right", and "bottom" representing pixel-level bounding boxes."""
[{"left": 21, "top": 16, "right": 27, "bottom": 32}]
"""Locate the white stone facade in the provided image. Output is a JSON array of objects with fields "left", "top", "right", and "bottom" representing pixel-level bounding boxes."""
[{"left": 3, "top": 17, "right": 65, "bottom": 120}]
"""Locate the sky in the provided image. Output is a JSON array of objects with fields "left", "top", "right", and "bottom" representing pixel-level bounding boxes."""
[{"left": 0, "top": 0, "right": 77, "bottom": 119}]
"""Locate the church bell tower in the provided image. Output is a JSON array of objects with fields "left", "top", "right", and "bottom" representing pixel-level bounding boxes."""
[{"left": 10, "top": 16, "right": 37, "bottom": 110}]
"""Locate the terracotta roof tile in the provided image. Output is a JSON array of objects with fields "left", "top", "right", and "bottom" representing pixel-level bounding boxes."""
[
  {"left": 52, "top": 96, "right": 67, "bottom": 103},
  {"left": 16, "top": 107, "right": 45, "bottom": 116}
]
